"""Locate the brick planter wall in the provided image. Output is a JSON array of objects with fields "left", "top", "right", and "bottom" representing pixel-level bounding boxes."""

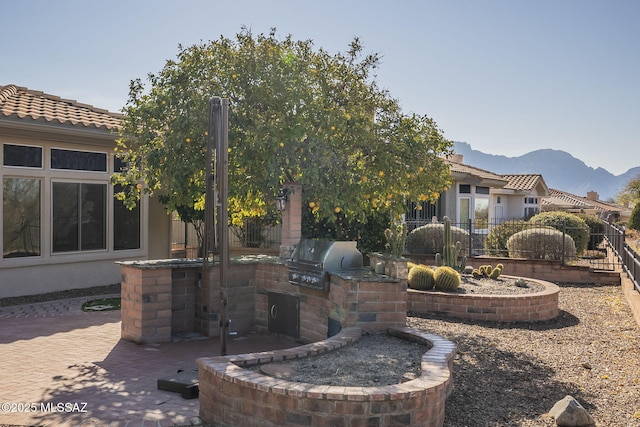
[
  {"left": 407, "top": 255, "right": 620, "bottom": 285},
  {"left": 197, "top": 326, "right": 456, "bottom": 427},
  {"left": 407, "top": 277, "right": 560, "bottom": 322}
]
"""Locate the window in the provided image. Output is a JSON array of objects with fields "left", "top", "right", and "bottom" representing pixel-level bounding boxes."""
[
  {"left": 3, "top": 144, "right": 42, "bottom": 168},
  {"left": 52, "top": 183, "right": 106, "bottom": 252},
  {"left": 474, "top": 198, "right": 489, "bottom": 229},
  {"left": 524, "top": 196, "right": 539, "bottom": 219},
  {"left": 524, "top": 207, "right": 539, "bottom": 219},
  {"left": 459, "top": 198, "right": 470, "bottom": 230},
  {"left": 458, "top": 184, "right": 489, "bottom": 231},
  {"left": 113, "top": 185, "right": 140, "bottom": 250},
  {"left": 3, "top": 178, "right": 41, "bottom": 257},
  {"left": 51, "top": 149, "right": 107, "bottom": 172}
]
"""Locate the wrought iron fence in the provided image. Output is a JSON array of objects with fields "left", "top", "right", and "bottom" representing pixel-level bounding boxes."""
[
  {"left": 604, "top": 221, "right": 640, "bottom": 294},
  {"left": 405, "top": 218, "right": 625, "bottom": 271},
  {"left": 171, "top": 216, "right": 281, "bottom": 257}
]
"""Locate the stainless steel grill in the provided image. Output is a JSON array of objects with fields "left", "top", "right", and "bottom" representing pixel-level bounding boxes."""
[{"left": 288, "top": 239, "right": 363, "bottom": 291}]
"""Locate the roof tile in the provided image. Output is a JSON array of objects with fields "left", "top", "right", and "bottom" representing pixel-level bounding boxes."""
[
  {"left": 0, "top": 84, "right": 122, "bottom": 131},
  {"left": 502, "top": 174, "right": 544, "bottom": 191}
]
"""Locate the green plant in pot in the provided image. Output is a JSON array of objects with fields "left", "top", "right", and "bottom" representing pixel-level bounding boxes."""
[{"left": 383, "top": 219, "right": 407, "bottom": 258}]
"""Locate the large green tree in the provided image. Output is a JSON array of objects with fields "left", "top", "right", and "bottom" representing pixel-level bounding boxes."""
[{"left": 112, "top": 28, "right": 453, "bottom": 228}]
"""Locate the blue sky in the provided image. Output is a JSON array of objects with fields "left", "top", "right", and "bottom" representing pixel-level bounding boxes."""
[{"left": 2, "top": 0, "right": 638, "bottom": 175}]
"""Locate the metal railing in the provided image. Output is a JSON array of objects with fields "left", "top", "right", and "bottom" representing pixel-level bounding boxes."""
[
  {"left": 171, "top": 217, "right": 281, "bottom": 257},
  {"left": 604, "top": 221, "right": 640, "bottom": 294},
  {"left": 405, "top": 218, "right": 625, "bottom": 271}
]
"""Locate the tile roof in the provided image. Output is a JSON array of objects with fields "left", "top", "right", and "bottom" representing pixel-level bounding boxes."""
[
  {"left": 542, "top": 188, "right": 627, "bottom": 213},
  {"left": 445, "top": 158, "right": 508, "bottom": 185},
  {"left": 0, "top": 84, "right": 122, "bottom": 131},
  {"left": 502, "top": 174, "right": 546, "bottom": 192}
]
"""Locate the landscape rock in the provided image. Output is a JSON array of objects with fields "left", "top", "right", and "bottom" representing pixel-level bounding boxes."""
[{"left": 548, "top": 395, "right": 595, "bottom": 426}]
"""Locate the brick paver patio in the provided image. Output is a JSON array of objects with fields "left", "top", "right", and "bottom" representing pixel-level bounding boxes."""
[{"left": 0, "top": 296, "right": 297, "bottom": 426}]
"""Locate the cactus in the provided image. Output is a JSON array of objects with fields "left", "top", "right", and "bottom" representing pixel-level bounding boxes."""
[
  {"left": 383, "top": 219, "right": 407, "bottom": 258},
  {"left": 435, "top": 216, "right": 467, "bottom": 272},
  {"left": 489, "top": 265, "right": 503, "bottom": 279},
  {"left": 471, "top": 263, "right": 504, "bottom": 280},
  {"left": 408, "top": 265, "right": 435, "bottom": 290},
  {"left": 434, "top": 266, "right": 461, "bottom": 291},
  {"left": 407, "top": 261, "right": 418, "bottom": 271}
]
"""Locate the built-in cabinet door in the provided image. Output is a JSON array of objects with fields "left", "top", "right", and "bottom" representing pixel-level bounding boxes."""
[{"left": 268, "top": 292, "right": 300, "bottom": 338}]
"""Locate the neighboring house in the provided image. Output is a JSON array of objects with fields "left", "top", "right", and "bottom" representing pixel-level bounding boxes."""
[
  {"left": 0, "top": 85, "right": 170, "bottom": 298},
  {"left": 494, "top": 173, "right": 549, "bottom": 220},
  {"left": 406, "top": 154, "right": 548, "bottom": 230},
  {"left": 542, "top": 188, "right": 631, "bottom": 222}
]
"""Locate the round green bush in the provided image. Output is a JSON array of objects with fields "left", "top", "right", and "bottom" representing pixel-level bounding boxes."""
[
  {"left": 529, "top": 211, "right": 589, "bottom": 255},
  {"left": 433, "top": 266, "right": 461, "bottom": 291},
  {"left": 629, "top": 203, "right": 640, "bottom": 231},
  {"left": 574, "top": 213, "right": 605, "bottom": 250},
  {"left": 483, "top": 220, "right": 532, "bottom": 257},
  {"left": 406, "top": 222, "right": 470, "bottom": 255},
  {"left": 408, "top": 265, "right": 435, "bottom": 290},
  {"left": 507, "top": 228, "right": 576, "bottom": 260}
]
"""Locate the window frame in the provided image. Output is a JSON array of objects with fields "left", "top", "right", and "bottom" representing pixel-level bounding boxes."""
[{"left": 1, "top": 142, "right": 146, "bottom": 268}]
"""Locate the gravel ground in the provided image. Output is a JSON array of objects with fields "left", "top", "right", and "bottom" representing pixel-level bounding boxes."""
[
  {"left": 250, "top": 333, "right": 431, "bottom": 386},
  {"left": 408, "top": 282, "right": 640, "bottom": 427},
  {"left": 5, "top": 280, "right": 639, "bottom": 425}
]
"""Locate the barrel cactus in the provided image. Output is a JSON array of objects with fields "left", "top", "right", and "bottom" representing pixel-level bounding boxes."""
[
  {"left": 472, "top": 263, "right": 504, "bottom": 280},
  {"left": 489, "top": 264, "right": 503, "bottom": 279},
  {"left": 408, "top": 264, "right": 435, "bottom": 290},
  {"left": 434, "top": 266, "right": 461, "bottom": 291}
]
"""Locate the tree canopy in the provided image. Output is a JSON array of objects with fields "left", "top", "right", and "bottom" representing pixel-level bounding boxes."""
[
  {"left": 616, "top": 173, "right": 640, "bottom": 208},
  {"left": 112, "top": 28, "right": 453, "bottom": 226}
]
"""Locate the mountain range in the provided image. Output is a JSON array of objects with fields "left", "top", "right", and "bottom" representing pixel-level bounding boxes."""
[{"left": 453, "top": 141, "right": 640, "bottom": 201}]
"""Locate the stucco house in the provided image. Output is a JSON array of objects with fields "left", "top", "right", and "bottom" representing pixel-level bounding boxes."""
[
  {"left": 406, "top": 154, "right": 549, "bottom": 230},
  {"left": 0, "top": 85, "right": 170, "bottom": 298}
]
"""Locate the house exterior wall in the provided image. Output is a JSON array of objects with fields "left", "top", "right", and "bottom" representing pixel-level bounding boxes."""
[
  {"left": 0, "top": 131, "right": 167, "bottom": 297},
  {"left": 441, "top": 187, "right": 457, "bottom": 220}
]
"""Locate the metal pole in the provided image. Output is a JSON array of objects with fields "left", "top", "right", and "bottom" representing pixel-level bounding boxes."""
[
  {"left": 203, "top": 99, "right": 216, "bottom": 267},
  {"left": 215, "top": 97, "right": 230, "bottom": 356}
]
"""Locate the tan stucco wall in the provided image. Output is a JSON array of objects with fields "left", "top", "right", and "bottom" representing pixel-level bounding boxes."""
[{"left": 147, "top": 196, "right": 171, "bottom": 259}]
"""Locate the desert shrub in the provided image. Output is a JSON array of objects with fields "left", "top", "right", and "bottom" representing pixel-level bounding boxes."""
[
  {"left": 629, "top": 203, "right": 640, "bottom": 231},
  {"left": 529, "top": 211, "right": 589, "bottom": 255},
  {"left": 574, "top": 213, "right": 605, "bottom": 250},
  {"left": 483, "top": 220, "right": 532, "bottom": 257},
  {"left": 406, "top": 222, "right": 470, "bottom": 255},
  {"left": 507, "top": 228, "right": 576, "bottom": 260},
  {"left": 433, "top": 266, "right": 461, "bottom": 291},
  {"left": 408, "top": 265, "right": 435, "bottom": 290}
]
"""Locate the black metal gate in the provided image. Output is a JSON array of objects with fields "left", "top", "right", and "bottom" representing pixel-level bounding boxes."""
[{"left": 267, "top": 292, "right": 299, "bottom": 338}]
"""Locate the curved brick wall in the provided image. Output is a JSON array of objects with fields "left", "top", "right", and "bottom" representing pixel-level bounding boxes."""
[
  {"left": 407, "top": 277, "right": 560, "bottom": 322},
  {"left": 197, "top": 327, "right": 456, "bottom": 427}
]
